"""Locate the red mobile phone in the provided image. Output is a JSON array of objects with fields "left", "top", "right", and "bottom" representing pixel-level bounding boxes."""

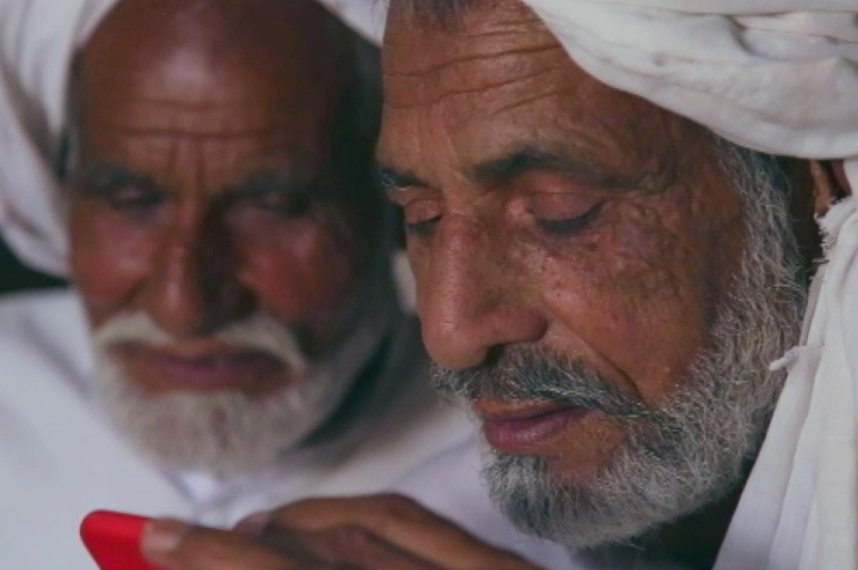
[{"left": 80, "top": 510, "right": 162, "bottom": 570}]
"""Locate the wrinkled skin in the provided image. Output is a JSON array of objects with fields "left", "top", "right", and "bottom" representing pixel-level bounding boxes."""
[
  {"left": 69, "top": 0, "right": 374, "bottom": 395},
  {"left": 378, "top": 1, "right": 744, "bottom": 480}
]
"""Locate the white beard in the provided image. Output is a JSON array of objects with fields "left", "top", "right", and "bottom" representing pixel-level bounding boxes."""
[{"left": 90, "top": 286, "right": 393, "bottom": 476}]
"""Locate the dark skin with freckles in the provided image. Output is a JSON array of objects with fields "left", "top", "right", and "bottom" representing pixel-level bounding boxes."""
[
  {"left": 143, "top": 1, "right": 849, "bottom": 569},
  {"left": 69, "top": 0, "right": 375, "bottom": 396}
]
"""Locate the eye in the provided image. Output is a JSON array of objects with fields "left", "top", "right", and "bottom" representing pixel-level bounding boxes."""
[
  {"left": 529, "top": 192, "right": 605, "bottom": 238},
  {"left": 104, "top": 184, "right": 166, "bottom": 210},
  {"left": 76, "top": 165, "right": 166, "bottom": 212},
  {"left": 401, "top": 198, "right": 442, "bottom": 236},
  {"left": 250, "top": 190, "right": 312, "bottom": 218},
  {"left": 86, "top": 182, "right": 165, "bottom": 211},
  {"left": 536, "top": 202, "right": 603, "bottom": 236}
]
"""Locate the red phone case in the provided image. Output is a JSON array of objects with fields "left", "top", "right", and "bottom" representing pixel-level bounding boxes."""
[{"left": 80, "top": 510, "right": 162, "bottom": 570}]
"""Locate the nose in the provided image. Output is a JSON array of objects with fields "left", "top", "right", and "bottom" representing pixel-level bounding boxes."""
[
  {"left": 139, "top": 208, "right": 254, "bottom": 337},
  {"left": 418, "top": 217, "right": 548, "bottom": 370}
]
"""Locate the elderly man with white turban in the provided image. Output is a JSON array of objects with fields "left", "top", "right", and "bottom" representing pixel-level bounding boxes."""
[
  {"left": 0, "top": 1, "right": 511, "bottom": 569},
  {"left": 130, "top": 1, "right": 858, "bottom": 570}
]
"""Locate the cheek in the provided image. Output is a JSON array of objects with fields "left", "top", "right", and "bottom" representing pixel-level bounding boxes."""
[
  {"left": 69, "top": 202, "right": 157, "bottom": 326},
  {"left": 530, "top": 202, "right": 716, "bottom": 403},
  {"left": 237, "top": 220, "right": 363, "bottom": 323}
]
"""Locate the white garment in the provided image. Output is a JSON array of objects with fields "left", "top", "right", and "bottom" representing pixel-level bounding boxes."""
[
  {"left": 713, "top": 196, "right": 858, "bottom": 569},
  {"left": 0, "top": 289, "right": 472, "bottom": 570}
]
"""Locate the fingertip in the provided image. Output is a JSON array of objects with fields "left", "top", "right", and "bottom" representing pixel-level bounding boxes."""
[
  {"left": 141, "top": 518, "right": 191, "bottom": 557},
  {"left": 234, "top": 511, "right": 271, "bottom": 534}
]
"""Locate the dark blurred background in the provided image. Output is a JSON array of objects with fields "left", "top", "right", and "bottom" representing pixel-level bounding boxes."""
[{"left": 0, "top": 236, "right": 65, "bottom": 295}]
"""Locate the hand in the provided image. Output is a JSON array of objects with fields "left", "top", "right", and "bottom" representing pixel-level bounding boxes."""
[{"left": 141, "top": 494, "right": 543, "bottom": 570}]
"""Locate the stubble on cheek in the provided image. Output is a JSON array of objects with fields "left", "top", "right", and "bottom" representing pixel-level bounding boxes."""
[{"left": 541, "top": 413, "right": 633, "bottom": 483}]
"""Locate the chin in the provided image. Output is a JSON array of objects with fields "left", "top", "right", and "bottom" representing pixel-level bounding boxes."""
[{"left": 91, "top": 349, "right": 351, "bottom": 475}]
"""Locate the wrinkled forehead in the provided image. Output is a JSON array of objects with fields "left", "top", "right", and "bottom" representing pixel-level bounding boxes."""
[
  {"left": 74, "top": 0, "right": 348, "bottom": 133},
  {"left": 382, "top": 0, "right": 554, "bottom": 108},
  {"left": 378, "top": 0, "right": 686, "bottom": 176}
]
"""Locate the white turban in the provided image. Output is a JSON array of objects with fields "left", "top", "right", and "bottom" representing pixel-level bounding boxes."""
[{"left": 0, "top": 0, "right": 384, "bottom": 276}]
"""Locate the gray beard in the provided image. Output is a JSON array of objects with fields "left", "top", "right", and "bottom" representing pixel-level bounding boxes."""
[
  {"left": 430, "top": 142, "right": 807, "bottom": 549},
  {"left": 92, "top": 347, "right": 347, "bottom": 477},
  {"left": 90, "top": 268, "right": 398, "bottom": 477}
]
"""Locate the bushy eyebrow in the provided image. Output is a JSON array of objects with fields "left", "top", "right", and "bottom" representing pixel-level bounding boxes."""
[
  {"left": 73, "top": 162, "right": 159, "bottom": 194},
  {"left": 74, "top": 161, "right": 325, "bottom": 205},
  {"left": 225, "top": 170, "right": 318, "bottom": 198},
  {"left": 377, "top": 165, "right": 431, "bottom": 198},
  {"left": 376, "top": 145, "right": 669, "bottom": 200}
]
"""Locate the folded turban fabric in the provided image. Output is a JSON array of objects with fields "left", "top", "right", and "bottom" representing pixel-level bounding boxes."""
[
  {"left": 0, "top": 0, "right": 113, "bottom": 275},
  {"left": 0, "top": 0, "right": 383, "bottom": 276},
  {"left": 1, "top": 1, "right": 857, "bottom": 567}
]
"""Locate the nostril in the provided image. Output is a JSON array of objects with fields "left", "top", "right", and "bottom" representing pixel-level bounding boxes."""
[{"left": 482, "top": 345, "right": 505, "bottom": 368}]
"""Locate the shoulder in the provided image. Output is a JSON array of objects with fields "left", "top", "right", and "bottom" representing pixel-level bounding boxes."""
[
  {"left": 0, "top": 288, "right": 85, "bottom": 328},
  {"left": 0, "top": 288, "right": 91, "bottom": 391}
]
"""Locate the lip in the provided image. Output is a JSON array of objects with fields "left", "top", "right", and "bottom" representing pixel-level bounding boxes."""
[
  {"left": 110, "top": 342, "right": 290, "bottom": 395},
  {"left": 474, "top": 399, "right": 593, "bottom": 455}
]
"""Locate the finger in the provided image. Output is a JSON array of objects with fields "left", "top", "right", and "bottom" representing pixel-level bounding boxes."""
[
  {"left": 264, "top": 526, "right": 444, "bottom": 570},
  {"left": 258, "top": 494, "right": 538, "bottom": 570},
  {"left": 141, "top": 519, "right": 328, "bottom": 570}
]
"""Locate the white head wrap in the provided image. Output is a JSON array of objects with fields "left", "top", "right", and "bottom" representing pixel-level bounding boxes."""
[{"left": 0, "top": 0, "right": 383, "bottom": 276}]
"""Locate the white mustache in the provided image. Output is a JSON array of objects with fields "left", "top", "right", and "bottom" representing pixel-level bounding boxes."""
[{"left": 91, "top": 310, "right": 309, "bottom": 373}]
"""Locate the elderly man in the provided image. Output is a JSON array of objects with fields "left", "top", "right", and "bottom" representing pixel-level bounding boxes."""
[
  {"left": 0, "top": 0, "right": 484, "bottom": 568},
  {"left": 136, "top": 1, "right": 858, "bottom": 569}
]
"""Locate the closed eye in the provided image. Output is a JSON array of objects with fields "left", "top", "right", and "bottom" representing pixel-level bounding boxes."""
[
  {"left": 536, "top": 202, "right": 604, "bottom": 237},
  {"left": 246, "top": 189, "right": 313, "bottom": 217},
  {"left": 401, "top": 198, "right": 443, "bottom": 237},
  {"left": 404, "top": 216, "right": 440, "bottom": 236},
  {"left": 75, "top": 163, "right": 166, "bottom": 212}
]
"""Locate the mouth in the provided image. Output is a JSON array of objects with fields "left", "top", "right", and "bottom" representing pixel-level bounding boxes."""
[
  {"left": 110, "top": 341, "right": 291, "bottom": 395},
  {"left": 474, "top": 399, "right": 594, "bottom": 455}
]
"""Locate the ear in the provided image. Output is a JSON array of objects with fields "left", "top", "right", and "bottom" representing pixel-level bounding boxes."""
[{"left": 809, "top": 160, "right": 851, "bottom": 215}]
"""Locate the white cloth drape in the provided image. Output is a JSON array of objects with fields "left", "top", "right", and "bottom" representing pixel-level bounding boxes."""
[
  {"left": 714, "top": 192, "right": 858, "bottom": 570},
  {"left": 0, "top": 0, "right": 116, "bottom": 275},
  {"left": 522, "top": 1, "right": 858, "bottom": 162}
]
